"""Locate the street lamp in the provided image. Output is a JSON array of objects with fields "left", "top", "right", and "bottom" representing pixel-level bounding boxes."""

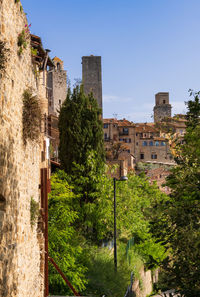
[{"left": 113, "top": 176, "right": 128, "bottom": 272}]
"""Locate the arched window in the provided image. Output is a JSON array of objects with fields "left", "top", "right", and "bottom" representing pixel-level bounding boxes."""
[
  {"left": 149, "top": 141, "right": 154, "bottom": 146},
  {"left": 142, "top": 141, "right": 148, "bottom": 146},
  {"left": 57, "top": 62, "right": 61, "bottom": 70},
  {"left": 155, "top": 141, "right": 159, "bottom": 146}
]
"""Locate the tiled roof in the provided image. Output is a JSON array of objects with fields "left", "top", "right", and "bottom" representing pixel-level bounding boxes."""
[
  {"left": 135, "top": 124, "right": 158, "bottom": 132},
  {"left": 103, "top": 118, "right": 134, "bottom": 127},
  {"left": 53, "top": 56, "right": 63, "bottom": 62}
]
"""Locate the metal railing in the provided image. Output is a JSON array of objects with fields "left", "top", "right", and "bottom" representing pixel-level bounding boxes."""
[
  {"left": 48, "top": 256, "right": 81, "bottom": 296},
  {"left": 124, "top": 272, "right": 134, "bottom": 297}
]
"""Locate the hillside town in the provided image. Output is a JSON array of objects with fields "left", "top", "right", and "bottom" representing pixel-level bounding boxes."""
[{"left": 1, "top": 1, "right": 200, "bottom": 297}]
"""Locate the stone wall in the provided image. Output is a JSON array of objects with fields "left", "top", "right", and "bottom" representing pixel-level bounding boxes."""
[
  {"left": 132, "top": 267, "right": 159, "bottom": 297},
  {"left": 0, "top": 0, "right": 48, "bottom": 296},
  {"left": 47, "top": 57, "right": 67, "bottom": 117}
]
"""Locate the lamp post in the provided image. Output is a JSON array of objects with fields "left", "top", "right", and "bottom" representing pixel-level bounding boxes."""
[{"left": 113, "top": 176, "right": 128, "bottom": 272}]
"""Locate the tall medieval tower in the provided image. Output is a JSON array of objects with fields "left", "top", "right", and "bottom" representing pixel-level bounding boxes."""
[
  {"left": 47, "top": 57, "right": 67, "bottom": 117},
  {"left": 154, "top": 92, "right": 172, "bottom": 122},
  {"left": 82, "top": 55, "right": 102, "bottom": 109}
]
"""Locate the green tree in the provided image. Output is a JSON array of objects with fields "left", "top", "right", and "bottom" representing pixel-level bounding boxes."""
[
  {"left": 58, "top": 86, "right": 105, "bottom": 176},
  {"left": 58, "top": 86, "right": 105, "bottom": 240},
  {"left": 151, "top": 92, "right": 200, "bottom": 296},
  {"left": 48, "top": 170, "right": 87, "bottom": 296}
]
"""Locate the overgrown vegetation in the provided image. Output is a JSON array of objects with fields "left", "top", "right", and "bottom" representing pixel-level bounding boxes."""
[
  {"left": 49, "top": 169, "right": 167, "bottom": 296},
  {"left": 30, "top": 197, "right": 39, "bottom": 228},
  {"left": 22, "top": 88, "right": 41, "bottom": 144},
  {"left": 0, "top": 41, "right": 9, "bottom": 73}
]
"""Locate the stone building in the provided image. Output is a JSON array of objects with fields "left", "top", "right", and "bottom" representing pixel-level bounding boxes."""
[
  {"left": 103, "top": 118, "right": 135, "bottom": 154},
  {"left": 0, "top": 1, "right": 52, "bottom": 296},
  {"left": 154, "top": 92, "right": 172, "bottom": 122},
  {"left": 82, "top": 55, "right": 102, "bottom": 109},
  {"left": 103, "top": 119, "right": 174, "bottom": 166},
  {"left": 134, "top": 123, "right": 172, "bottom": 163},
  {"left": 47, "top": 56, "right": 67, "bottom": 117},
  {"left": 47, "top": 57, "right": 67, "bottom": 161}
]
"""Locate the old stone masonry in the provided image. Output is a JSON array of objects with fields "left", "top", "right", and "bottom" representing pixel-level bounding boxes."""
[{"left": 0, "top": 0, "right": 51, "bottom": 296}]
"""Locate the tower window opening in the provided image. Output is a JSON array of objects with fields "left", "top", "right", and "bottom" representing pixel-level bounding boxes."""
[
  {"left": 163, "top": 100, "right": 166, "bottom": 104},
  {"left": 57, "top": 63, "right": 61, "bottom": 71}
]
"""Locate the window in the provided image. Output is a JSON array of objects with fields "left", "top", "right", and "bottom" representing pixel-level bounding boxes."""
[
  {"left": 123, "top": 128, "right": 129, "bottom": 135},
  {"left": 151, "top": 154, "right": 157, "bottom": 159},
  {"left": 142, "top": 141, "right": 148, "bottom": 146},
  {"left": 57, "top": 62, "right": 61, "bottom": 70},
  {"left": 163, "top": 100, "right": 166, "bottom": 104},
  {"left": 127, "top": 149, "right": 130, "bottom": 153},
  {"left": 161, "top": 141, "right": 166, "bottom": 146},
  {"left": 104, "top": 123, "right": 108, "bottom": 129},
  {"left": 136, "top": 142, "right": 138, "bottom": 146},
  {"left": 129, "top": 138, "right": 131, "bottom": 143},
  {"left": 149, "top": 141, "right": 154, "bottom": 146},
  {"left": 119, "top": 138, "right": 123, "bottom": 142},
  {"left": 59, "top": 99, "right": 61, "bottom": 105},
  {"left": 179, "top": 129, "right": 183, "bottom": 135},
  {"left": 140, "top": 153, "right": 144, "bottom": 159},
  {"left": 136, "top": 133, "right": 138, "bottom": 136},
  {"left": 155, "top": 141, "right": 159, "bottom": 146},
  {"left": 104, "top": 133, "right": 108, "bottom": 139}
]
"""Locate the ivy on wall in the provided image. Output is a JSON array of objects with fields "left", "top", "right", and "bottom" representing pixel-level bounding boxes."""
[{"left": 22, "top": 88, "right": 41, "bottom": 144}]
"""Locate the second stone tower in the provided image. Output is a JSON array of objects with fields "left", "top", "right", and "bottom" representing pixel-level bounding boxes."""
[{"left": 82, "top": 55, "right": 102, "bottom": 109}]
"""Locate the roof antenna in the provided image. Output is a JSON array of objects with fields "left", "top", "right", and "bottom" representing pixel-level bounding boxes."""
[{"left": 113, "top": 113, "right": 118, "bottom": 118}]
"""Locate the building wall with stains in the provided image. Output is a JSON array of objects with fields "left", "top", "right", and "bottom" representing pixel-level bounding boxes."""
[
  {"left": 47, "top": 57, "right": 67, "bottom": 117},
  {"left": 0, "top": 1, "right": 49, "bottom": 296}
]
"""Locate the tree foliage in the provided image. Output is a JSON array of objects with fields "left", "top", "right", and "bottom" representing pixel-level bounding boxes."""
[
  {"left": 48, "top": 171, "right": 87, "bottom": 295},
  {"left": 58, "top": 86, "right": 105, "bottom": 175},
  {"left": 49, "top": 168, "right": 168, "bottom": 297}
]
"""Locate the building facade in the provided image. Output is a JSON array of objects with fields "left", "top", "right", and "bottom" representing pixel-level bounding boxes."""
[
  {"left": 47, "top": 56, "right": 67, "bottom": 117},
  {"left": 103, "top": 92, "right": 186, "bottom": 170}
]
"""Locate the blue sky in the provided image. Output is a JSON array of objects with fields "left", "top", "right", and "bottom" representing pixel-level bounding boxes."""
[{"left": 21, "top": 0, "right": 200, "bottom": 122}]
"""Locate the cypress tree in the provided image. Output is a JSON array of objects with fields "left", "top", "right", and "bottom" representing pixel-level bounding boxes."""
[{"left": 59, "top": 85, "right": 104, "bottom": 172}]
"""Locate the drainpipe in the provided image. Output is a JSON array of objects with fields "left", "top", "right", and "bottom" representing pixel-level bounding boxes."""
[{"left": 43, "top": 49, "right": 51, "bottom": 86}]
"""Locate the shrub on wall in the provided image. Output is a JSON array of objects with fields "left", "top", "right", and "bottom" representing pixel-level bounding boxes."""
[
  {"left": 22, "top": 88, "right": 41, "bottom": 144},
  {"left": 30, "top": 197, "right": 39, "bottom": 228},
  {"left": 0, "top": 41, "right": 9, "bottom": 73}
]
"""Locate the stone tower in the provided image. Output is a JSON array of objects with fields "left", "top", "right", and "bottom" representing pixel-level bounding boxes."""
[
  {"left": 47, "top": 57, "right": 67, "bottom": 117},
  {"left": 154, "top": 92, "right": 172, "bottom": 122},
  {"left": 82, "top": 55, "right": 102, "bottom": 109}
]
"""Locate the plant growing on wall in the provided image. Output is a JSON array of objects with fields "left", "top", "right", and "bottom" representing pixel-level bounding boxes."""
[
  {"left": 22, "top": 88, "right": 41, "bottom": 144},
  {"left": 31, "top": 47, "right": 37, "bottom": 56},
  {"left": 0, "top": 41, "right": 9, "bottom": 73},
  {"left": 30, "top": 197, "right": 39, "bottom": 227},
  {"left": 17, "top": 24, "right": 31, "bottom": 56}
]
